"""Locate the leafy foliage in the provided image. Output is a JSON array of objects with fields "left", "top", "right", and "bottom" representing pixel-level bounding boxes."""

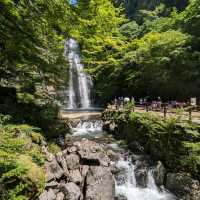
[
  {"left": 102, "top": 110, "right": 200, "bottom": 178},
  {"left": 75, "top": 0, "right": 200, "bottom": 104},
  {"left": 0, "top": 0, "right": 71, "bottom": 106},
  {"left": 0, "top": 115, "right": 45, "bottom": 199}
]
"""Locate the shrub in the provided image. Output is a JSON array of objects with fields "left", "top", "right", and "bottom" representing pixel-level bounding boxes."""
[
  {"left": 0, "top": 115, "right": 46, "bottom": 199},
  {"left": 102, "top": 110, "right": 200, "bottom": 179}
]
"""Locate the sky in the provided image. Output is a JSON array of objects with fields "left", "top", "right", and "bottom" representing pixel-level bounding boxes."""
[{"left": 70, "top": 0, "right": 77, "bottom": 5}]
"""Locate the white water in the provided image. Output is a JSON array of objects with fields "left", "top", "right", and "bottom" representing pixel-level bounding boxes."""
[
  {"left": 65, "top": 38, "right": 92, "bottom": 109},
  {"left": 72, "top": 120, "right": 103, "bottom": 136},
  {"left": 71, "top": 120, "right": 177, "bottom": 200},
  {"left": 115, "top": 159, "right": 176, "bottom": 200}
]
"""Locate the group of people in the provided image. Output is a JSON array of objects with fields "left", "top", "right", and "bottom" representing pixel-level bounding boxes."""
[
  {"left": 112, "top": 96, "right": 163, "bottom": 111},
  {"left": 110, "top": 96, "right": 197, "bottom": 112},
  {"left": 112, "top": 97, "right": 135, "bottom": 109}
]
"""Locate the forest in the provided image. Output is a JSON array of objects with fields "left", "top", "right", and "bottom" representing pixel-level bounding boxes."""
[{"left": 0, "top": 0, "right": 200, "bottom": 199}]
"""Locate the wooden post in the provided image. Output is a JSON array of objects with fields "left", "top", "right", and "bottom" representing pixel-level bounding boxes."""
[
  {"left": 164, "top": 106, "right": 167, "bottom": 118},
  {"left": 145, "top": 104, "right": 148, "bottom": 112},
  {"left": 189, "top": 108, "right": 192, "bottom": 122}
]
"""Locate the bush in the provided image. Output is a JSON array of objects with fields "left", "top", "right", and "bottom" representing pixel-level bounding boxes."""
[
  {"left": 102, "top": 110, "right": 200, "bottom": 179},
  {"left": 0, "top": 115, "right": 46, "bottom": 199}
]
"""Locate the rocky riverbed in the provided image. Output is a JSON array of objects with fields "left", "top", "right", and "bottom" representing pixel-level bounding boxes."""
[
  {"left": 39, "top": 139, "right": 115, "bottom": 200},
  {"left": 38, "top": 119, "right": 200, "bottom": 200}
]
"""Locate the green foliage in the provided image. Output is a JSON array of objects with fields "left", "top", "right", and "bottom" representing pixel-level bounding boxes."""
[
  {"left": 102, "top": 110, "right": 200, "bottom": 178},
  {"left": 77, "top": 0, "right": 200, "bottom": 103},
  {"left": 120, "top": 21, "right": 141, "bottom": 39},
  {"left": 48, "top": 142, "right": 62, "bottom": 154},
  {"left": 0, "top": 115, "right": 46, "bottom": 199},
  {"left": 0, "top": 0, "right": 72, "bottom": 109}
]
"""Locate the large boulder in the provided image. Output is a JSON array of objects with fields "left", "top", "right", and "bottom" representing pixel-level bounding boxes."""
[
  {"left": 61, "top": 182, "right": 82, "bottom": 200},
  {"left": 56, "top": 151, "right": 69, "bottom": 174},
  {"left": 152, "top": 161, "right": 166, "bottom": 186},
  {"left": 65, "top": 153, "right": 80, "bottom": 170},
  {"left": 85, "top": 166, "right": 115, "bottom": 200},
  {"left": 68, "top": 169, "right": 83, "bottom": 184},
  {"left": 56, "top": 192, "right": 64, "bottom": 200},
  {"left": 76, "top": 139, "right": 110, "bottom": 167},
  {"left": 45, "top": 159, "right": 64, "bottom": 181},
  {"left": 134, "top": 160, "right": 148, "bottom": 188},
  {"left": 166, "top": 173, "right": 200, "bottom": 200},
  {"left": 39, "top": 189, "right": 56, "bottom": 200}
]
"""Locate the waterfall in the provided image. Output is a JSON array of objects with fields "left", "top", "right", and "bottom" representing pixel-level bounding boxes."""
[{"left": 65, "top": 38, "right": 92, "bottom": 109}]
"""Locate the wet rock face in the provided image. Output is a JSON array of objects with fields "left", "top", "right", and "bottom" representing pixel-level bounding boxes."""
[
  {"left": 115, "top": 194, "right": 127, "bottom": 200},
  {"left": 85, "top": 166, "right": 115, "bottom": 200},
  {"left": 152, "top": 161, "right": 166, "bottom": 187},
  {"left": 166, "top": 173, "right": 200, "bottom": 200},
  {"left": 39, "top": 139, "right": 115, "bottom": 200},
  {"left": 134, "top": 160, "right": 148, "bottom": 188}
]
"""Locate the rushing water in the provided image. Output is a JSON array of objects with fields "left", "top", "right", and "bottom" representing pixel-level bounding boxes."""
[
  {"left": 70, "top": 120, "right": 177, "bottom": 200},
  {"left": 65, "top": 38, "right": 92, "bottom": 109}
]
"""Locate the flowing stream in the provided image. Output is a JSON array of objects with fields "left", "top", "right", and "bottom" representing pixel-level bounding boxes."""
[
  {"left": 70, "top": 120, "right": 177, "bottom": 200},
  {"left": 65, "top": 38, "right": 92, "bottom": 109}
]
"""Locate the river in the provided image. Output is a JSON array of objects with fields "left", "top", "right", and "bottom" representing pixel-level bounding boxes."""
[{"left": 69, "top": 119, "right": 177, "bottom": 200}]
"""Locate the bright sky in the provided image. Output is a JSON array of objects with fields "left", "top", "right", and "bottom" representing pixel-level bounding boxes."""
[{"left": 70, "top": 0, "right": 77, "bottom": 5}]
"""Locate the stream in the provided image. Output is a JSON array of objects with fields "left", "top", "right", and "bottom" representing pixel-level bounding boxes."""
[{"left": 69, "top": 119, "right": 177, "bottom": 200}]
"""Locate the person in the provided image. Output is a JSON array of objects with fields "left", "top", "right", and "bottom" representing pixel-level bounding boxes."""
[
  {"left": 140, "top": 98, "right": 143, "bottom": 105},
  {"left": 131, "top": 97, "right": 135, "bottom": 105},
  {"left": 114, "top": 97, "right": 117, "bottom": 109},
  {"left": 124, "top": 97, "right": 130, "bottom": 103},
  {"left": 157, "top": 96, "right": 162, "bottom": 110}
]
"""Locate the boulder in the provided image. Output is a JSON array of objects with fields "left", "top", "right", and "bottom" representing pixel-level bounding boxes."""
[
  {"left": 107, "top": 149, "right": 120, "bottom": 161},
  {"left": 78, "top": 139, "right": 110, "bottom": 166},
  {"left": 134, "top": 160, "right": 148, "bottom": 188},
  {"left": 56, "top": 151, "right": 69, "bottom": 175},
  {"left": 39, "top": 191, "right": 48, "bottom": 200},
  {"left": 131, "top": 154, "right": 150, "bottom": 163},
  {"left": 39, "top": 189, "right": 56, "bottom": 200},
  {"left": 102, "top": 121, "right": 111, "bottom": 132},
  {"left": 46, "top": 189, "right": 56, "bottom": 200},
  {"left": 80, "top": 165, "right": 89, "bottom": 178},
  {"left": 65, "top": 154, "right": 80, "bottom": 170},
  {"left": 56, "top": 192, "right": 64, "bottom": 200},
  {"left": 65, "top": 134, "right": 73, "bottom": 146},
  {"left": 45, "top": 159, "right": 64, "bottom": 181},
  {"left": 166, "top": 173, "right": 200, "bottom": 200},
  {"left": 46, "top": 181, "right": 59, "bottom": 189},
  {"left": 85, "top": 166, "right": 115, "bottom": 200},
  {"left": 68, "top": 169, "right": 83, "bottom": 184},
  {"left": 152, "top": 161, "right": 166, "bottom": 186},
  {"left": 115, "top": 167, "right": 128, "bottom": 186},
  {"left": 61, "top": 182, "right": 82, "bottom": 200},
  {"left": 115, "top": 194, "right": 127, "bottom": 200}
]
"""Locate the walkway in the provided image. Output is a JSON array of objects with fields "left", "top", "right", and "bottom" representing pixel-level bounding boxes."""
[{"left": 60, "top": 109, "right": 102, "bottom": 120}]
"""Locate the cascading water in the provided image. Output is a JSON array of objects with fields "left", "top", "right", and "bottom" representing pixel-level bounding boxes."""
[
  {"left": 65, "top": 38, "right": 92, "bottom": 109},
  {"left": 115, "top": 158, "right": 176, "bottom": 200},
  {"left": 71, "top": 120, "right": 177, "bottom": 200},
  {"left": 72, "top": 120, "right": 103, "bottom": 135}
]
